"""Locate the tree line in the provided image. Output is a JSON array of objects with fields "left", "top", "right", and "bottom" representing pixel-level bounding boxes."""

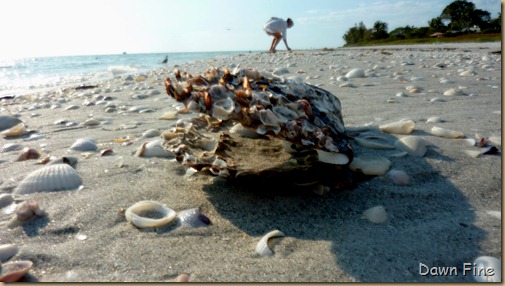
[{"left": 343, "top": 0, "right": 501, "bottom": 45}]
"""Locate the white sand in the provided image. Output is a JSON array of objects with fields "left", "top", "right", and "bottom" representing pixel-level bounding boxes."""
[{"left": 0, "top": 42, "right": 501, "bottom": 282}]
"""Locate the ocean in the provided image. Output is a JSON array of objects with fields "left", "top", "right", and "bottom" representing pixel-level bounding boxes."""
[{"left": 0, "top": 51, "right": 251, "bottom": 96}]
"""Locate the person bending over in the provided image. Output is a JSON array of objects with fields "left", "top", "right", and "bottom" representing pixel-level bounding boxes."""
[{"left": 263, "top": 17, "right": 294, "bottom": 53}]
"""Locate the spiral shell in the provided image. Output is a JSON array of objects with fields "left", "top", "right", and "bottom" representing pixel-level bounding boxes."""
[{"left": 13, "top": 164, "right": 83, "bottom": 195}]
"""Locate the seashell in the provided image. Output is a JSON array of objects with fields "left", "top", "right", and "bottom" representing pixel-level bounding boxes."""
[
  {"left": 316, "top": 149, "right": 349, "bottom": 165},
  {"left": 177, "top": 208, "right": 211, "bottom": 228},
  {"left": 339, "top": 82, "right": 356, "bottom": 88},
  {"left": 387, "top": 169, "right": 410, "bottom": 185},
  {"left": 128, "top": 105, "right": 153, "bottom": 113},
  {"left": 430, "top": 97, "right": 445, "bottom": 103},
  {"left": 255, "top": 229, "right": 285, "bottom": 256},
  {"left": 0, "top": 260, "right": 33, "bottom": 282},
  {"left": 16, "top": 147, "right": 41, "bottom": 161},
  {"left": 1, "top": 143, "right": 23, "bottom": 153},
  {"left": 362, "top": 206, "right": 388, "bottom": 224},
  {"left": 426, "top": 116, "right": 442, "bottom": 123},
  {"left": 460, "top": 69, "right": 477, "bottom": 76},
  {"left": 23, "top": 133, "right": 45, "bottom": 141},
  {"left": 0, "top": 244, "right": 19, "bottom": 263},
  {"left": 82, "top": 119, "right": 101, "bottom": 126},
  {"left": 100, "top": 148, "right": 113, "bottom": 156},
  {"left": 135, "top": 139, "right": 172, "bottom": 158},
  {"left": 349, "top": 156, "right": 391, "bottom": 176},
  {"left": 159, "top": 111, "right": 178, "bottom": 120},
  {"left": 229, "top": 123, "right": 260, "bottom": 138},
  {"left": 354, "top": 136, "right": 395, "bottom": 150},
  {"left": 70, "top": 138, "right": 98, "bottom": 152},
  {"left": 379, "top": 120, "right": 415, "bottom": 135},
  {"left": 431, "top": 126, "right": 464, "bottom": 139},
  {"left": 345, "top": 68, "right": 365, "bottom": 78},
  {"left": 394, "top": 136, "right": 430, "bottom": 157},
  {"left": 0, "top": 194, "right": 14, "bottom": 208},
  {"left": 2, "top": 123, "right": 28, "bottom": 138},
  {"left": 464, "top": 146, "right": 499, "bottom": 158},
  {"left": 142, "top": 129, "right": 161, "bottom": 138},
  {"left": 46, "top": 156, "right": 78, "bottom": 168},
  {"left": 64, "top": 105, "right": 80, "bottom": 110},
  {"left": 0, "top": 115, "right": 22, "bottom": 131},
  {"left": 443, "top": 88, "right": 466, "bottom": 96},
  {"left": 125, "top": 200, "right": 177, "bottom": 228},
  {"left": 395, "top": 92, "right": 408, "bottom": 97},
  {"left": 13, "top": 164, "right": 83, "bottom": 195},
  {"left": 212, "top": 97, "right": 235, "bottom": 120},
  {"left": 472, "top": 256, "right": 501, "bottom": 282}
]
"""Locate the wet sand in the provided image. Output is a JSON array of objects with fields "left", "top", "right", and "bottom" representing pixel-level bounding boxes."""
[{"left": 0, "top": 42, "right": 501, "bottom": 282}]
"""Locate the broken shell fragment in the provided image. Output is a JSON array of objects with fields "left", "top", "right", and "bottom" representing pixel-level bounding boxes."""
[
  {"left": 394, "top": 136, "right": 430, "bottom": 157},
  {"left": 2, "top": 123, "right": 28, "bottom": 138},
  {"left": 0, "top": 260, "right": 33, "bottom": 282},
  {"left": 349, "top": 156, "right": 391, "bottom": 176},
  {"left": 15, "top": 147, "right": 41, "bottom": 161},
  {"left": 316, "top": 149, "right": 349, "bottom": 165},
  {"left": 0, "top": 244, "right": 19, "bottom": 263},
  {"left": 430, "top": 126, "right": 464, "bottom": 139},
  {"left": 136, "top": 139, "right": 173, "bottom": 158},
  {"left": 125, "top": 200, "right": 177, "bottom": 228},
  {"left": 362, "top": 206, "right": 388, "bottom": 224},
  {"left": 255, "top": 229, "right": 285, "bottom": 256},
  {"left": 379, "top": 120, "right": 415, "bottom": 135}
]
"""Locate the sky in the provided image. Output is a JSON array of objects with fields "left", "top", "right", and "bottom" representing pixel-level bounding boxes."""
[{"left": 0, "top": 0, "right": 501, "bottom": 58}]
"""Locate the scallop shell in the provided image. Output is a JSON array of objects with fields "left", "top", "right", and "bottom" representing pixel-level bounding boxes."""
[
  {"left": 70, "top": 138, "right": 98, "bottom": 152},
  {"left": 316, "top": 149, "right": 349, "bottom": 165},
  {"left": 0, "top": 260, "right": 33, "bottom": 282},
  {"left": 125, "top": 200, "right": 177, "bottom": 228},
  {"left": 255, "top": 229, "right": 285, "bottom": 256},
  {"left": 2, "top": 123, "right": 28, "bottom": 138},
  {"left": 394, "top": 136, "right": 429, "bottom": 157},
  {"left": 177, "top": 208, "right": 211, "bottom": 228},
  {"left": 472, "top": 256, "right": 501, "bottom": 282},
  {"left": 13, "top": 164, "right": 83, "bottom": 195},
  {"left": 1, "top": 143, "right": 24, "bottom": 153},
  {"left": 0, "top": 115, "right": 22, "bottom": 131},
  {"left": 379, "top": 120, "right": 415, "bottom": 135},
  {"left": 0, "top": 244, "right": 19, "bottom": 262},
  {"left": 362, "top": 206, "right": 388, "bottom": 224},
  {"left": 345, "top": 68, "right": 365, "bottom": 78},
  {"left": 431, "top": 126, "right": 464, "bottom": 139},
  {"left": 135, "top": 139, "right": 173, "bottom": 158},
  {"left": 349, "top": 156, "right": 391, "bottom": 176}
]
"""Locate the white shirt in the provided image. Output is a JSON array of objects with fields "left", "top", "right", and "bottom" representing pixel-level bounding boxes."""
[{"left": 263, "top": 17, "right": 288, "bottom": 40}]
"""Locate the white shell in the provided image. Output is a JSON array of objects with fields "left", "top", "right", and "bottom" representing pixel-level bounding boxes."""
[
  {"left": 472, "top": 256, "right": 501, "bottom": 282},
  {"left": 345, "top": 68, "right": 365, "bottom": 78},
  {"left": 13, "top": 164, "right": 83, "bottom": 195},
  {"left": 349, "top": 156, "right": 391, "bottom": 176},
  {"left": 229, "top": 123, "right": 260, "bottom": 138},
  {"left": 362, "top": 206, "right": 388, "bottom": 224},
  {"left": 82, "top": 119, "right": 101, "bottom": 126},
  {"left": 443, "top": 88, "right": 466, "bottom": 96},
  {"left": 255, "top": 229, "right": 285, "bottom": 256},
  {"left": 159, "top": 111, "right": 177, "bottom": 120},
  {"left": 0, "top": 244, "right": 19, "bottom": 262},
  {"left": 125, "top": 200, "right": 177, "bottom": 228},
  {"left": 463, "top": 146, "right": 496, "bottom": 158},
  {"left": 387, "top": 169, "right": 410, "bottom": 185},
  {"left": 0, "top": 115, "right": 22, "bottom": 131},
  {"left": 426, "top": 116, "right": 442, "bottom": 123},
  {"left": 135, "top": 139, "right": 172, "bottom": 158},
  {"left": 70, "top": 138, "right": 98, "bottom": 152},
  {"left": 431, "top": 126, "right": 464, "bottom": 139},
  {"left": 141, "top": 129, "right": 161, "bottom": 138},
  {"left": 394, "top": 136, "right": 430, "bottom": 157},
  {"left": 379, "top": 120, "right": 415, "bottom": 135},
  {"left": 212, "top": 97, "right": 235, "bottom": 120},
  {"left": 316, "top": 149, "right": 349, "bottom": 165}
]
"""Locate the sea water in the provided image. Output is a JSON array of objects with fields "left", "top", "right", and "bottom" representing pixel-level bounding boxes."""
[{"left": 0, "top": 51, "right": 249, "bottom": 96}]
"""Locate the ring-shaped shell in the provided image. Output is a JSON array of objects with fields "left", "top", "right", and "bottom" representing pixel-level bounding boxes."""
[{"left": 125, "top": 200, "right": 177, "bottom": 228}]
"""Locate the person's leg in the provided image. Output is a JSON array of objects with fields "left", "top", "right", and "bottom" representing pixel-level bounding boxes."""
[{"left": 270, "top": 33, "right": 282, "bottom": 53}]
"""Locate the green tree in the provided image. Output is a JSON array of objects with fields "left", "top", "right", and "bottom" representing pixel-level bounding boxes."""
[
  {"left": 428, "top": 17, "right": 446, "bottom": 32},
  {"left": 343, "top": 22, "right": 370, "bottom": 45},
  {"left": 440, "top": 0, "right": 491, "bottom": 32},
  {"left": 370, "top": 21, "right": 389, "bottom": 40}
]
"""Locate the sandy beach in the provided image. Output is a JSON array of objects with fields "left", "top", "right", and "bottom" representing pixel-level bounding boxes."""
[{"left": 0, "top": 42, "right": 501, "bottom": 282}]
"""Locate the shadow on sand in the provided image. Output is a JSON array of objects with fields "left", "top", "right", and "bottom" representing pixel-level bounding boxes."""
[{"left": 201, "top": 133, "right": 486, "bottom": 282}]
